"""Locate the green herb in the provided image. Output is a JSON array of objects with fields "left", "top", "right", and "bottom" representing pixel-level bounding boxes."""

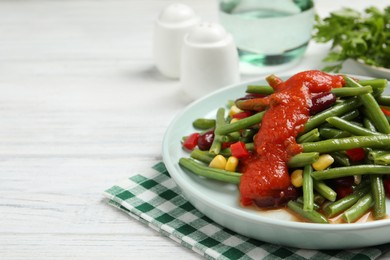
[{"left": 312, "top": 6, "right": 390, "bottom": 72}]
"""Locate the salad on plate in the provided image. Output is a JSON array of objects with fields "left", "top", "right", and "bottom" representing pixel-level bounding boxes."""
[{"left": 179, "top": 70, "right": 390, "bottom": 224}]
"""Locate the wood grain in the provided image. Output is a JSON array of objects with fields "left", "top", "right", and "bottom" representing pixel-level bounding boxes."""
[{"left": 0, "top": 0, "right": 388, "bottom": 259}]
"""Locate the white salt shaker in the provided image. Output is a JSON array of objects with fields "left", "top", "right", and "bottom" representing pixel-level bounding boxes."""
[
  {"left": 181, "top": 22, "right": 240, "bottom": 99},
  {"left": 153, "top": 3, "right": 200, "bottom": 78}
]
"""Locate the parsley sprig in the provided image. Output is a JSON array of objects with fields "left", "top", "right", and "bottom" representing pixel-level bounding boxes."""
[{"left": 313, "top": 6, "right": 390, "bottom": 72}]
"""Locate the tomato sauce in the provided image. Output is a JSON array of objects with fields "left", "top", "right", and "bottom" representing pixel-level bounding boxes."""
[{"left": 239, "top": 70, "right": 345, "bottom": 207}]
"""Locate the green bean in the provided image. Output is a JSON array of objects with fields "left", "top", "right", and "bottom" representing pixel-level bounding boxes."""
[
  {"left": 363, "top": 117, "right": 377, "bottom": 132},
  {"left": 330, "top": 152, "right": 350, "bottom": 166},
  {"left": 215, "top": 111, "right": 265, "bottom": 135},
  {"left": 303, "top": 98, "right": 361, "bottom": 133},
  {"left": 302, "top": 135, "right": 390, "bottom": 153},
  {"left": 192, "top": 118, "right": 216, "bottom": 130},
  {"left": 359, "top": 78, "right": 388, "bottom": 95},
  {"left": 345, "top": 77, "right": 390, "bottom": 134},
  {"left": 231, "top": 131, "right": 242, "bottom": 139},
  {"left": 377, "top": 95, "right": 390, "bottom": 106},
  {"left": 323, "top": 185, "right": 370, "bottom": 218},
  {"left": 325, "top": 116, "right": 379, "bottom": 136},
  {"left": 321, "top": 109, "right": 360, "bottom": 127},
  {"left": 350, "top": 121, "right": 364, "bottom": 127},
  {"left": 370, "top": 175, "right": 386, "bottom": 219},
  {"left": 318, "top": 127, "right": 351, "bottom": 139},
  {"left": 190, "top": 149, "right": 214, "bottom": 164},
  {"left": 220, "top": 146, "right": 319, "bottom": 169},
  {"left": 246, "top": 85, "right": 274, "bottom": 95},
  {"left": 321, "top": 110, "right": 360, "bottom": 129},
  {"left": 311, "top": 165, "right": 390, "bottom": 180},
  {"left": 266, "top": 74, "right": 283, "bottom": 87},
  {"left": 226, "top": 100, "right": 235, "bottom": 108},
  {"left": 330, "top": 86, "right": 372, "bottom": 97},
  {"left": 209, "top": 108, "right": 226, "bottom": 155},
  {"left": 342, "top": 193, "right": 374, "bottom": 223},
  {"left": 239, "top": 136, "right": 253, "bottom": 143},
  {"left": 368, "top": 150, "right": 389, "bottom": 157},
  {"left": 215, "top": 135, "right": 230, "bottom": 143},
  {"left": 368, "top": 150, "right": 390, "bottom": 165},
  {"left": 340, "top": 109, "right": 360, "bottom": 121},
  {"left": 201, "top": 147, "right": 318, "bottom": 171},
  {"left": 297, "top": 128, "right": 320, "bottom": 143},
  {"left": 296, "top": 197, "right": 320, "bottom": 210},
  {"left": 239, "top": 129, "right": 256, "bottom": 142},
  {"left": 360, "top": 106, "right": 375, "bottom": 123},
  {"left": 179, "top": 157, "right": 241, "bottom": 184},
  {"left": 241, "top": 128, "right": 256, "bottom": 138},
  {"left": 287, "top": 152, "right": 319, "bottom": 168},
  {"left": 313, "top": 180, "right": 337, "bottom": 202},
  {"left": 314, "top": 194, "right": 326, "bottom": 205},
  {"left": 361, "top": 107, "right": 390, "bottom": 132},
  {"left": 287, "top": 201, "right": 328, "bottom": 224},
  {"left": 302, "top": 165, "right": 314, "bottom": 211}
]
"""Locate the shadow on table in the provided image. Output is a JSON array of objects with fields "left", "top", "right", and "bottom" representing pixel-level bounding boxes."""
[{"left": 126, "top": 65, "right": 177, "bottom": 83}]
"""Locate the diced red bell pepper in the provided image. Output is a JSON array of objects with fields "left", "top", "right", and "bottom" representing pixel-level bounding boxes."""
[
  {"left": 346, "top": 148, "right": 365, "bottom": 162},
  {"left": 221, "top": 141, "right": 233, "bottom": 150},
  {"left": 380, "top": 106, "right": 390, "bottom": 116},
  {"left": 232, "top": 111, "right": 253, "bottom": 120},
  {"left": 183, "top": 133, "right": 199, "bottom": 150},
  {"left": 230, "top": 141, "right": 249, "bottom": 158}
]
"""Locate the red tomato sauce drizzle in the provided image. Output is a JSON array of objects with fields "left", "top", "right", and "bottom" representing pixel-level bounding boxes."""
[{"left": 239, "top": 70, "right": 345, "bottom": 208}]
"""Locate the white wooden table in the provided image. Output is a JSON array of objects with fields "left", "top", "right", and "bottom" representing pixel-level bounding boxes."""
[{"left": 1, "top": 0, "right": 389, "bottom": 259}]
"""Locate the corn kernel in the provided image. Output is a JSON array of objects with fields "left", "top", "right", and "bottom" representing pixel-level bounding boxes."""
[
  {"left": 209, "top": 155, "right": 227, "bottom": 170},
  {"left": 312, "top": 154, "right": 334, "bottom": 171},
  {"left": 291, "top": 169, "right": 303, "bottom": 188},
  {"left": 230, "top": 118, "right": 239, "bottom": 124},
  {"left": 225, "top": 156, "right": 239, "bottom": 172},
  {"left": 354, "top": 175, "right": 362, "bottom": 185},
  {"left": 229, "top": 105, "right": 242, "bottom": 117}
]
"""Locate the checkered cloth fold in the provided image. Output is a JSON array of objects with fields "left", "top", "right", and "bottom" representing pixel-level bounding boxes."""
[{"left": 103, "top": 162, "right": 390, "bottom": 260}]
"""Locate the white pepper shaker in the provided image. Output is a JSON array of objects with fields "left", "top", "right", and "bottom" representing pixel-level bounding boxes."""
[
  {"left": 181, "top": 22, "right": 240, "bottom": 99},
  {"left": 153, "top": 3, "right": 200, "bottom": 78}
]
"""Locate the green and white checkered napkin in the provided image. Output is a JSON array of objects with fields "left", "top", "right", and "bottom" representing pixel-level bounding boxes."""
[{"left": 104, "top": 162, "right": 390, "bottom": 260}]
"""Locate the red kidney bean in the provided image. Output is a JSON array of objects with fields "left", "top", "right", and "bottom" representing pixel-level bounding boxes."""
[
  {"left": 310, "top": 92, "right": 337, "bottom": 115},
  {"left": 235, "top": 93, "right": 266, "bottom": 102},
  {"left": 384, "top": 176, "right": 390, "bottom": 198},
  {"left": 335, "top": 185, "right": 354, "bottom": 200},
  {"left": 332, "top": 176, "right": 355, "bottom": 187},
  {"left": 254, "top": 197, "right": 278, "bottom": 208},
  {"left": 346, "top": 148, "right": 366, "bottom": 162},
  {"left": 197, "top": 130, "right": 214, "bottom": 151},
  {"left": 253, "top": 185, "right": 298, "bottom": 208},
  {"left": 331, "top": 176, "right": 355, "bottom": 200}
]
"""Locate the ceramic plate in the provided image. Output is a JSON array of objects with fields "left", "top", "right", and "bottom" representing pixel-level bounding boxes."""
[
  {"left": 162, "top": 76, "right": 390, "bottom": 249},
  {"left": 352, "top": 60, "right": 390, "bottom": 79}
]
